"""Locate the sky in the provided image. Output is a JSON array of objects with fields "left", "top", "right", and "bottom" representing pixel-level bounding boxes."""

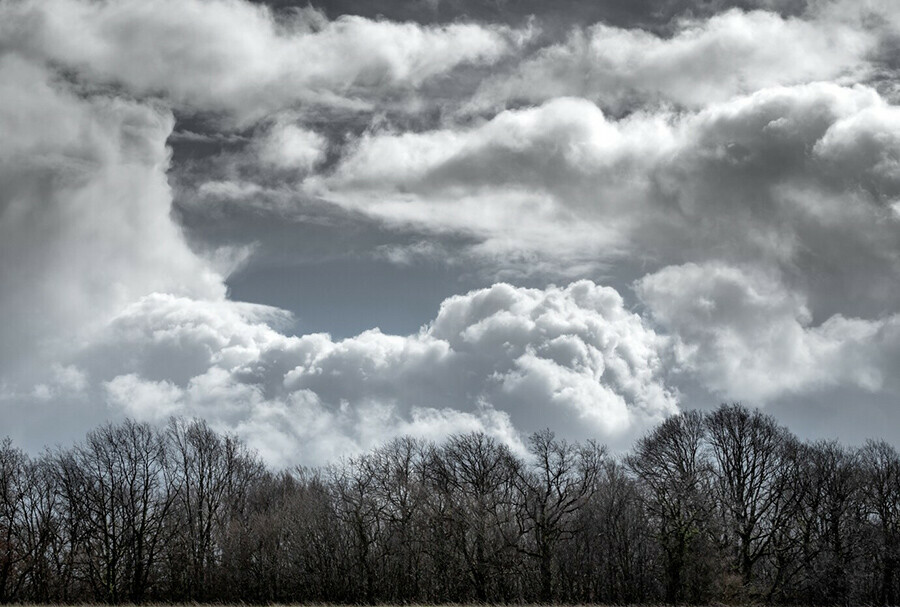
[{"left": 2, "top": 0, "right": 900, "bottom": 466}]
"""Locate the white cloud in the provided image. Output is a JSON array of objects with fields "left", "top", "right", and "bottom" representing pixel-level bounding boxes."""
[
  {"left": 256, "top": 121, "right": 327, "bottom": 172},
  {"left": 4, "top": 0, "right": 900, "bottom": 458},
  {"left": 468, "top": 8, "right": 875, "bottom": 113},
  {"left": 636, "top": 262, "right": 900, "bottom": 401},
  {"left": 0, "top": 55, "right": 224, "bottom": 381},
  {"left": 311, "top": 96, "right": 675, "bottom": 267},
  {"left": 87, "top": 282, "right": 677, "bottom": 465},
  {"left": 0, "top": 0, "right": 528, "bottom": 123},
  {"left": 315, "top": 83, "right": 900, "bottom": 311},
  {"left": 105, "top": 374, "right": 185, "bottom": 422},
  {"left": 305, "top": 81, "right": 900, "bottom": 409},
  {"left": 30, "top": 364, "right": 88, "bottom": 402}
]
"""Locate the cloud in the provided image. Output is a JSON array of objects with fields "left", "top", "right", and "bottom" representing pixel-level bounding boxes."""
[
  {"left": 0, "top": 54, "right": 225, "bottom": 381},
  {"left": 281, "top": 0, "right": 812, "bottom": 28},
  {"left": 4, "top": 0, "right": 900, "bottom": 459},
  {"left": 646, "top": 83, "right": 900, "bottom": 317},
  {"left": 88, "top": 282, "right": 677, "bottom": 465},
  {"left": 636, "top": 262, "right": 900, "bottom": 401},
  {"left": 105, "top": 374, "right": 185, "bottom": 422},
  {"left": 311, "top": 96, "right": 673, "bottom": 269},
  {"left": 315, "top": 83, "right": 900, "bottom": 312},
  {"left": 0, "top": 51, "right": 274, "bottom": 445},
  {"left": 0, "top": 0, "right": 528, "bottom": 123},
  {"left": 255, "top": 121, "right": 328, "bottom": 172},
  {"left": 31, "top": 364, "right": 89, "bottom": 402},
  {"left": 169, "top": 76, "right": 900, "bottom": 419},
  {"left": 468, "top": 8, "right": 875, "bottom": 113}
]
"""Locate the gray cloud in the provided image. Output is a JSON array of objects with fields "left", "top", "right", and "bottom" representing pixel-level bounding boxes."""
[
  {"left": 469, "top": 8, "right": 873, "bottom": 114},
  {"left": 2, "top": 0, "right": 900, "bottom": 463},
  {"left": 0, "top": 0, "right": 531, "bottom": 124},
  {"left": 636, "top": 262, "right": 900, "bottom": 401},
  {"left": 88, "top": 282, "right": 677, "bottom": 466},
  {"left": 287, "top": 0, "right": 810, "bottom": 30},
  {"left": 0, "top": 54, "right": 224, "bottom": 382},
  {"left": 315, "top": 83, "right": 900, "bottom": 315}
]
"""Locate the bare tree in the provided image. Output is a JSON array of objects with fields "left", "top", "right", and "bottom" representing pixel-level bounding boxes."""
[
  {"left": 705, "top": 403, "right": 797, "bottom": 594},
  {"left": 515, "top": 429, "right": 605, "bottom": 601},
  {"left": 627, "top": 410, "right": 715, "bottom": 603},
  {"left": 0, "top": 439, "right": 27, "bottom": 602},
  {"left": 368, "top": 436, "right": 429, "bottom": 601},
  {"left": 426, "top": 432, "right": 520, "bottom": 602},
  {"left": 860, "top": 440, "right": 900, "bottom": 605},
  {"left": 273, "top": 467, "right": 343, "bottom": 601},
  {"left": 165, "top": 417, "right": 263, "bottom": 600},
  {"left": 53, "top": 420, "right": 174, "bottom": 602},
  {"left": 561, "top": 458, "right": 657, "bottom": 603},
  {"left": 806, "top": 441, "right": 865, "bottom": 604},
  {"left": 331, "top": 452, "right": 387, "bottom": 604},
  {"left": 1, "top": 414, "right": 899, "bottom": 604},
  {"left": 16, "top": 455, "right": 65, "bottom": 602}
]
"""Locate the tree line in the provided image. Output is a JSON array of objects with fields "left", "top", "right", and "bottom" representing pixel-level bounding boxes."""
[{"left": 1, "top": 404, "right": 899, "bottom": 605}]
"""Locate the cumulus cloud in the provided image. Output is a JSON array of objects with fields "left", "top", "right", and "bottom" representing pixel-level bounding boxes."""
[
  {"left": 311, "top": 96, "right": 673, "bottom": 267},
  {"left": 255, "top": 121, "right": 328, "bottom": 172},
  {"left": 0, "top": 0, "right": 529, "bottom": 123},
  {"left": 0, "top": 54, "right": 224, "bottom": 381},
  {"left": 637, "top": 262, "right": 900, "bottom": 401},
  {"left": 469, "top": 8, "right": 874, "bottom": 113},
  {"left": 0, "top": 49, "right": 275, "bottom": 446},
  {"left": 646, "top": 83, "right": 900, "bottom": 317},
  {"left": 4, "top": 0, "right": 900, "bottom": 459},
  {"left": 90, "top": 282, "right": 677, "bottom": 465},
  {"left": 30, "top": 365, "right": 89, "bottom": 402},
  {"left": 316, "top": 83, "right": 900, "bottom": 314},
  {"left": 7, "top": 42, "right": 894, "bottom": 451}
]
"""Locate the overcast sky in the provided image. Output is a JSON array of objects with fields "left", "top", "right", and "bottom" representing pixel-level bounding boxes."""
[{"left": 2, "top": 0, "right": 900, "bottom": 465}]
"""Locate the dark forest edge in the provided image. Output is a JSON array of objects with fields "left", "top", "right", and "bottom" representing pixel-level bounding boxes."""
[{"left": 1, "top": 404, "right": 899, "bottom": 605}]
